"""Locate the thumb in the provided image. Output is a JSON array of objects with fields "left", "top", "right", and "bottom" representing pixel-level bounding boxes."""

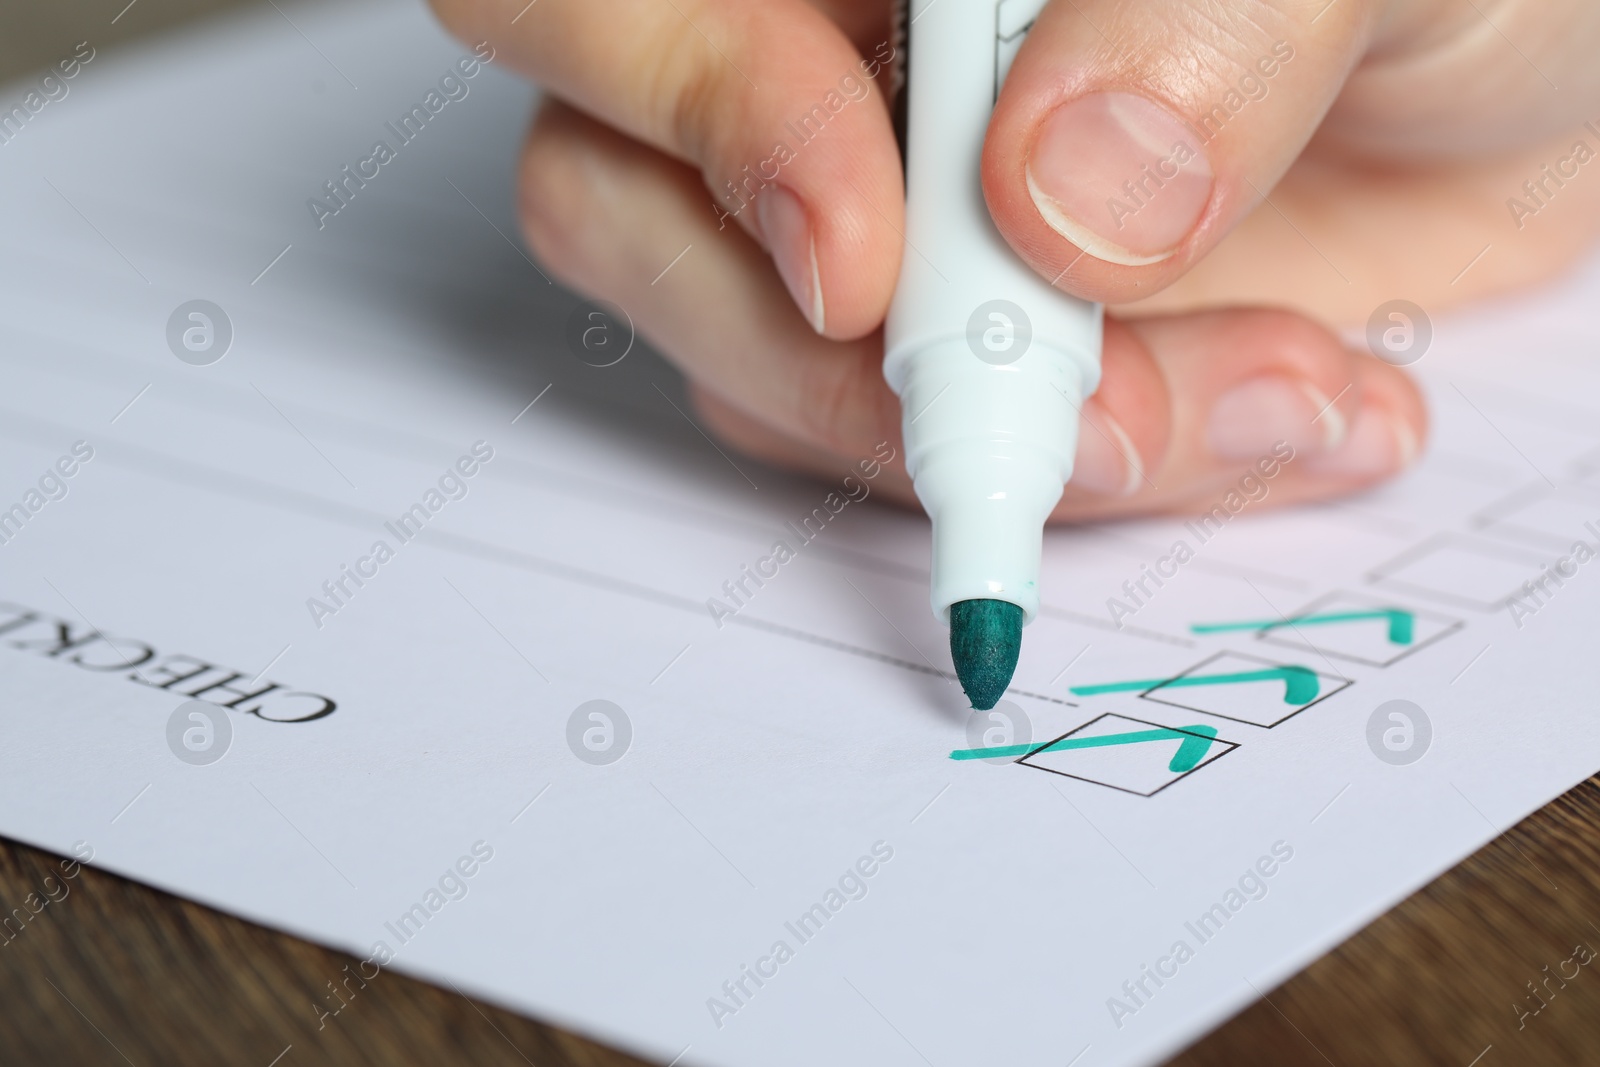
[{"left": 982, "top": 0, "right": 1378, "bottom": 302}]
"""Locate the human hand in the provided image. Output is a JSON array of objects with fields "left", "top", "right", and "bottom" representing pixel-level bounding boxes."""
[{"left": 427, "top": 0, "right": 1598, "bottom": 518}]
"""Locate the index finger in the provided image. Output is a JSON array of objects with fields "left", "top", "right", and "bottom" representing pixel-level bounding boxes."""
[{"left": 427, "top": 0, "right": 905, "bottom": 339}]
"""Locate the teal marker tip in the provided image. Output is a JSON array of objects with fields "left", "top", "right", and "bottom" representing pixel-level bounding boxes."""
[{"left": 949, "top": 598, "right": 1022, "bottom": 711}]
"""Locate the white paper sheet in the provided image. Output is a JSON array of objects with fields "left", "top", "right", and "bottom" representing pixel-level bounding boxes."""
[{"left": 3, "top": 4, "right": 1599, "bottom": 1065}]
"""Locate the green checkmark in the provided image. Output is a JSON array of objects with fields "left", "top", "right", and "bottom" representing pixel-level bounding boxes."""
[
  {"left": 1190, "top": 608, "right": 1414, "bottom": 645},
  {"left": 1070, "top": 665, "right": 1320, "bottom": 705},
  {"left": 950, "top": 723, "right": 1219, "bottom": 772}
]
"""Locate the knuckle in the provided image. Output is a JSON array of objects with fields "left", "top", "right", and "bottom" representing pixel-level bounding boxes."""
[
  {"left": 515, "top": 120, "right": 600, "bottom": 283},
  {"left": 791, "top": 349, "right": 877, "bottom": 453},
  {"left": 1145, "top": 1, "right": 1299, "bottom": 97},
  {"left": 650, "top": 17, "right": 735, "bottom": 165},
  {"left": 665, "top": 66, "right": 723, "bottom": 167}
]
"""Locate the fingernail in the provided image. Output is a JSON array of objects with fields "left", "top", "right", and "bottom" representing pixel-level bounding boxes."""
[
  {"left": 1207, "top": 377, "right": 1344, "bottom": 462},
  {"left": 1072, "top": 404, "right": 1145, "bottom": 496},
  {"left": 1026, "top": 92, "right": 1212, "bottom": 266},
  {"left": 757, "top": 185, "right": 825, "bottom": 333},
  {"left": 1305, "top": 406, "right": 1418, "bottom": 478}
]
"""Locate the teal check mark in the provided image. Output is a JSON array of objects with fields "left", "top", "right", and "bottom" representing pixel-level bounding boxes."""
[
  {"left": 950, "top": 724, "right": 1219, "bottom": 772},
  {"left": 1191, "top": 608, "right": 1414, "bottom": 645},
  {"left": 1070, "top": 665, "right": 1320, "bottom": 705}
]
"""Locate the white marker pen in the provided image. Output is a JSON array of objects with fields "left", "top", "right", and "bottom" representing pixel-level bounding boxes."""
[{"left": 884, "top": 0, "right": 1103, "bottom": 708}]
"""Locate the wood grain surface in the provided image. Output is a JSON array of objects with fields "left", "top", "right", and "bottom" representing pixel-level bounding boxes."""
[{"left": 5, "top": 4, "right": 1600, "bottom": 1065}]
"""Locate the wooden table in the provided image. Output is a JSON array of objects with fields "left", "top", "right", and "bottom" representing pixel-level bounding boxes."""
[
  {"left": 5, "top": 776, "right": 1598, "bottom": 1066},
  {"left": 5, "top": 4, "right": 1600, "bottom": 1064}
]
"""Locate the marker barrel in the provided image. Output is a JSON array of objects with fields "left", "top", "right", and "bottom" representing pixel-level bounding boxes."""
[{"left": 884, "top": 0, "right": 1103, "bottom": 622}]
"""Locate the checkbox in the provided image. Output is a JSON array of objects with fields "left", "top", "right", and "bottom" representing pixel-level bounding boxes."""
[
  {"left": 1471, "top": 484, "right": 1600, "bottom": 551},
  {"left": 1237, "top": 591, "right": 1464, "bottom": 667},
  {"left": 1137, "top": 651, "right": 1350, "bottom": 728},
  {"left": 1367, "top": 534, "right": 1549, "bottom": 612},
  {"left": 1018, "top": 713, "right": 1238, "bottom": 797}
]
